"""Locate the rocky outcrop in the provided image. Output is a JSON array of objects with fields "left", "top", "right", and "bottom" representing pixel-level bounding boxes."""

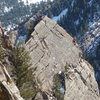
[
  {"left": 0, "top": 25, "right": 13, "bottom": 49},
  {"left": 64, "top": 60, "right": 99, "bottom": 100},
  {"left": 0, "top": 61, "right": 24, "bottom": 100},
  {"left": 25, "top": 16, "right": 99, "bottom": 100}
]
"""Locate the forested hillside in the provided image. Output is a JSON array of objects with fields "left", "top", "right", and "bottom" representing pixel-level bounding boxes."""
[
  {"left": 1, "top": 0, "right": 99, "bottom": 36},
  {"left": 0, "top": 0, "right": 100, "bottom": 74}
]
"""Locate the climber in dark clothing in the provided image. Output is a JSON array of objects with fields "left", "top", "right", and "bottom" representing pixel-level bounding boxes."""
[{"left": 72, "top": 37, "right": 77, "bottom": 45}]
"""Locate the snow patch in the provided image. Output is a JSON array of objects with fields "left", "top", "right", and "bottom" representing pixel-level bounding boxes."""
[
  {"left": 59, "top": 87, "right": 65, "bottom": 94},
  {"left": 4, "top": 6, "right": 13, "bottom": 13},
  {"left": 71, "top": 0, "right": 75, "bottom": 8},
  {"left": 88, "top": 22, "right": 94, "bottom": 27},
  {"left": 16, "top": 35, "right": 27, "bottom": 45},
  {"left": 87, "top": 37, "right": 100, "bottom": 55},
  {"left": 74, "top": 19, "right": 79, "bottom": 25},
  {"left": 4, "top": 24, "right": 18, "bottom": 33},
  {"left": 52, "top": 8, "right": 68, "bottom": 22},
  {"left": 21, "top": 0, "right": 53, "bottom": 5},
  {"left": 58, "top": 71, "right": 62, "bottom": 74},
  {"left": 88, "top": 0, "right": 94, "bottom": 7}
]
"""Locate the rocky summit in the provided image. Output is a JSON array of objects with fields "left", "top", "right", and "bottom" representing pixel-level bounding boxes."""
[
  {"left": 0, "top": 16, "right": 99, "bottom": 100},
  {"left": 25, "top": 16, "right": 99, "bottom": 100}
]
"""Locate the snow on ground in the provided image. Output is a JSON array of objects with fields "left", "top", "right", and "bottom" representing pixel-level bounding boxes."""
[
  {"left": 52, "top": 8, "right": 68, "bottom": 22},
  {"left": 88, "top": 0, "right": 94, "bottom": 7},
  {"left": 5, "top": 24, "right": 16, "bottom": 31},
  {"left": 4, "top": 6, "right": 13, "bottom": 13},
  {"left": 16, "top": 35, "right": 27, "bottom": 45},
  {"left": 87, "top": 36, "right": 100, "bottom": 54},
  {"left": 74, "top": 19, "right": 80, "bottom": 25},
  {"left": 86, "top": 20, "right": 100, "bottom": 56},
  {"left": 71, "top": 0, "right": 75, "bottom": 8},
  {"left": 60, "top": 87, "right": 65, "bottom": 94},
  {"left": 85, "top": 9, "right": 100, "bottom": 56},
  {"left": 21, "top": 0, "right": 53, "bottom": 5}
]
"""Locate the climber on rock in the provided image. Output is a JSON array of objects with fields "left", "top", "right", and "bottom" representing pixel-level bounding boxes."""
[{"left": 72, "top": 37, "right": 77, "bottom": 45}]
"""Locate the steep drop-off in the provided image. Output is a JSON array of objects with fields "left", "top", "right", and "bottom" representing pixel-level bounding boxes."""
[
  {"left": 24, "top": 16, "right": 99, "bottom": 100},
  {"left": 0, "top": 16, "right": 99, "bottom": 100}
]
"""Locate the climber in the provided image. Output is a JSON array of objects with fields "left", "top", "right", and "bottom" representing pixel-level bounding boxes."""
[{"left": 72, "top": 37, "right": 77, "bottom": 45}]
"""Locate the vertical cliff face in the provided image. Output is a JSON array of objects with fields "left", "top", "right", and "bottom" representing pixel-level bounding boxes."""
[{"left": 25, "top": 16, "right": 99, "bottom": 100}]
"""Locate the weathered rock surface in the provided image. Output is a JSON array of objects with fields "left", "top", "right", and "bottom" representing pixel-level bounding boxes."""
[
  {"left": 25, "top": 16, "right": 99, "bottom": 100},
  {"left": 0, "top": 61, "right": 24, "bottom": 100},
  {"left": 64, "top": 60, "right": 99, "bottom": 100}
]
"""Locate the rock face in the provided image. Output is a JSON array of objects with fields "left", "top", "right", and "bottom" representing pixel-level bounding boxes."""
[
  {"left": 0, "top": 24, "right": 24, "bottom": 100},
  {"left": 0, "top": 61, "right": 24, "bottom": 100},
  {"left": 25, "top": 16, "right": 99, "bottom": 100},
  {"left": 64, "top": 60, "right": 99, "bottom": 100},
  {"left": 9, "top": 30, "right": 18, "bottom": 46}
]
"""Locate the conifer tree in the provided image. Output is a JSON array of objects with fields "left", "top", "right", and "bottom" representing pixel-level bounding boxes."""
[
  {"left": 11, "top": 44, "right": 40, "bottom": 99},
  {"left": 11, "top": 45, "right": 33, "bottom": 88}
]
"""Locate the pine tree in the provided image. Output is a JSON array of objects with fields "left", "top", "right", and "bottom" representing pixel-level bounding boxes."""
[
  {"left": 11, "top": 46, "right": 33, "bottom": 87},
  {"left": 11, "top": 45, "right": 40, "bottom": 99}
]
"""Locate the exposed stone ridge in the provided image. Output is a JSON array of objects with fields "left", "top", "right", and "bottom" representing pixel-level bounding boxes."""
[
  {"left": 25, "top": 16, "right": 99, "bottom": 100},
  {"left": 64, "top": 60, "right": 99, "bottom": 100},
  {"left": 0, "top": 61, "right": 24, "bottom": 100}
]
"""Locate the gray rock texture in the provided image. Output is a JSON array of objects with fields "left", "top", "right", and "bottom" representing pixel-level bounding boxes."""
[
  {"left": 64, "top": 60, "right": 99, "bottom": 100},
  {"left": 0, "top": 61, "right": 24, "bottom": 100},
  {"left": 25, "top": 16, "right": 99, "bottom": 100}
]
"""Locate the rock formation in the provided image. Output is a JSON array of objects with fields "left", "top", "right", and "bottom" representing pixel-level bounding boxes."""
[
  {"left": 25, "top": 16, "right": 99, "bottom": 100},
  {"left": 0, "top": 61, "right": 24, "bottom": 100},
  {"left": 0, "top": 25, "right": 13, "bottom": 49},
  {"left": 0, "top": 24, "right": 23, "bottom": 100},
  {"left": 1, "top": 16, "right": 99, "bottom": 100}
]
